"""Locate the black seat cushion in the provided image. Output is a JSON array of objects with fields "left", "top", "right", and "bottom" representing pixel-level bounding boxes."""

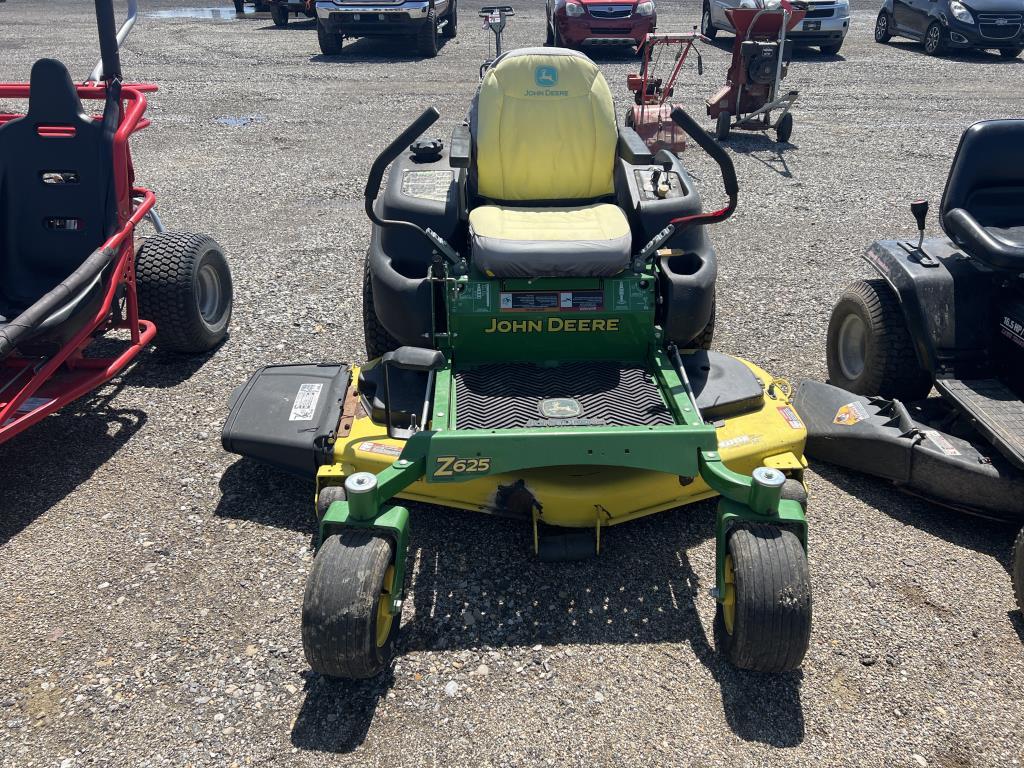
[
  {"left": 940, "top": 120, "right": 1024, "bottom": 271},
  {"left": 0, "top": 58, "right": 118, "bottom": 310}
]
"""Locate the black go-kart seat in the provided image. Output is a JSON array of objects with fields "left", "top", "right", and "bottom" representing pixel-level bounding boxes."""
[
  {"left": 941, "top": 119, "right": 1024, "bottom": 272},
  {"left": 0, "top": 58, "right": 119, "bottom": 348}
]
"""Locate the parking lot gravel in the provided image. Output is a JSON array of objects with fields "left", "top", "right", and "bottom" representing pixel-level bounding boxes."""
[{"left": 2, "top": 0, "right": 1024, "bottom": 766}]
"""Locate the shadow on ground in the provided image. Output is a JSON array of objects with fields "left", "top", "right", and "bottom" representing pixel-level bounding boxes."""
[{"left": 218, "top": 457, "right": 806, "bottom": 752}]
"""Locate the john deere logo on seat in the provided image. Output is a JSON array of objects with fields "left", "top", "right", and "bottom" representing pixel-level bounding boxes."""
[
  {"left": 540, "top": 398, "right": 583, "bottom": 419},
  {"left": 534, "top": 66, "right": 558, "bottom": 87}
]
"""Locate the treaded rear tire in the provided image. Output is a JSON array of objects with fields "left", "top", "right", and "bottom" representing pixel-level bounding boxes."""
[
  {"left": 1012, "top": 526, "right": 1024, "bottom": 616},
  {"left": 418, "top": 9, "right": 439, "bottom": 57},
  {"left": 135, "top": 232, "right": 233, "bottom": 353},
  {"left": 363, "top": 257, "right": 401, "bottom": 360},
  {"left": 317, "top": 19, "right": 343, "bottom": 54},
  {"left": 717, "top": 523, "right": 811, "bottom": 672},
  {"left": 826, "top": 278, "right": 932, "bottom": 401},
  {"left": 271, "top": 2, "right": 289, "bottom": 25},
  {"left": 302, "top": 530, "right": 398, "bottom": 679}
]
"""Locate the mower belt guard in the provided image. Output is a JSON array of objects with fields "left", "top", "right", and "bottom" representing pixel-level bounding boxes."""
[
  {"left": 793, "top": 380, "right": 1024, "bottom": 521},
  {"left": 222, "top": 363, "right": 350, "bottom": 477}
]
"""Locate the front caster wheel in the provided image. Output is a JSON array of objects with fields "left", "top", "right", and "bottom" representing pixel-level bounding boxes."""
[
  {"left": 716, "top": 523, "right": 811, "bottom": 672},
  {"left": 302, "top": 531, "right": 399, "bottom": 679}
]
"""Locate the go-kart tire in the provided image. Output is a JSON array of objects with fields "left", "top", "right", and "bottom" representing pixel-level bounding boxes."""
[
  {"left": 1000, "top": 47, "right": 1023, "bottom": 59},
  {"left": 363, "top": 257, "right": 400, "bottom": 360},
  {"left": 317, "top": 20, "right": 344, "bottom": 54},
  {"left": 776, "top": 112, "right": 793, "bottom": 143},
  {"left": 136, "top": 232, "right": 233, "bottom": 354},
  {"left": 1012, "top": 526, "right": 1024, "bottom": 616},
  {"left": 715, "top": 111, "right": 730, "bottom": 141},
  {"left": 271, "top": 2, "right": 288, "bottom": 25},
  {"left": 701, "top": 1, "right": 718, "bottom": 40},
  {"left": 874, "top": 10, "right": 892, "bottom": 43},
  {"left": 826, "top": 278, "right": 932, "bottom": 401},
  {"left": 233, "top": 0, "right": 245, "bottom": 12},
  {"left": 302, "top": 531, "right": 399, "bottom": 679},
  {"left": 716, "top": 523, "right": 811, "bottom": 673},
  {"left": 443, "top": 0, "right": 457, "bottom": 38},
  {"left": 418, "top": 9, "right": 439, "bottom": 57},
  {"left": 923, "top": 21, "right": 945, "bottom": 56}
]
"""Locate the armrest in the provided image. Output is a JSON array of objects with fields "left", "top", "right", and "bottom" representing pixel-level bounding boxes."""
[
  {"left": 617, "top": 126, "right": 654, "bottom": 165},
  {"left": 450, "top": 123, "right": 471, "bottom": 169},
  {"left": 945, "top": 207, "right": 1024, "bottom": 271},
  {"left": 382, "top": 346, "right": 447, "bottom": 372}
]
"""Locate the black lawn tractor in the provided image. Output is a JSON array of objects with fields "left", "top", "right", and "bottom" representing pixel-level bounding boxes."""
[
  {"left": 0, "top": 0, "right": 233, "bottom": 447},
  {"left": 224, "top": 45, "right": 814, "bottom": 678},
  {"left": 792, "top": 119, "right": 1024, "bottom": 618}
]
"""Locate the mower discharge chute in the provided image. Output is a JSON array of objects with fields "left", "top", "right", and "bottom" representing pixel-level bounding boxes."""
[
  {"left": 0, "top": 0, "right": 233, "bottom": 446},
  {"left": 792, "top": 120, "right": 1024, "bottom": 617},
  {"left": 225, "top": 46, "right": 813, "bottom": 678},
  {"left": 705, "top": 0, "right": 805, "bottom": 142}
]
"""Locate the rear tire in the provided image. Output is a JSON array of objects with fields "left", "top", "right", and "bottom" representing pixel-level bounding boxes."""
[
  {"left": 716, "top": 523, "right": 811, "bottom": 672},
  {"left": 775, "top": 112, "right": 793, "bottom": 143},
  {"left": 302, "top": 531, "right": 399, "bottom": 679},
  {"left": 686, "top": 296, "right": 715, "bottom": 350},
  {"left": 271, "top": 2, "right": 289, "bottom": 25},
  {"left": 924, "top": 21, "right": 945, "bottom": 55},
  {"left": 135, "top": 232, "right": 233, "bottom": 353},
  {"left": 1012, "top": 527, "right": 1024, "bottom": 616},
  {"left": 1000, "top": 47, "right": 1023, "bottom": 59},
  {"left": 233, "top": 0, "right": 245, "bottom": 13},
  {"left": 418, "top": 9, "right": 439, "bottom": 57},
  {"left": 826, "top": 278, "right": 932, "bottom": 401},
  {"left": 820, "top": 41, "right": 842, "bottom": 55},
  {"left": 317, "top": 19, "right": 343, "bottom": 54},
  {"left": 363, "top": 257, "right": 400, "bottom": 360},
  {"left": 442, "top": 0, "right": 457, "bottom": 38},
  {"left": 701, "top": 1, "right": 718, "bottom": 39},
  {"left": 715, "top": 110, "right": 730, "bottom": 140},
  {"left": 874, "top": 10, "right": 892, "bottom": 43}
]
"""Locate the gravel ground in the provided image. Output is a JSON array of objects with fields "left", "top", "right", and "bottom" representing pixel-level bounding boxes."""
[{"left": 2, "top": 1, "right": 1024, "bottom": 766}]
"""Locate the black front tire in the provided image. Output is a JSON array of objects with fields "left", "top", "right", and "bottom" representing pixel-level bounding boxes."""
[
  {"left": 135, "top": 233, "right": 233, "bottom": 353},
  {"left": 715, "top": 110, "right": 730, "bottom": 140},
  {"left": 776, "top": 112, "right": 793, "bottom": 143},
  {"left": 317, "top": 20, "right": 343, "bottom": 54},
  {"left": 363, "top": 257, "right": 400, "bottom": 360},
  {"left": 874, "top": 10, "right": 892, "bottom": 43},
  {"left": 442, "top": 0, "right": 457, "bottom": 38},
  {"left": 302, "top": 531, "right": 399, "bottom": 679},
  {"left": 1000, "top": 47, "right": 1023, "bottom": 59},
  {"left": 271, "top": 2, "right": 289, "bottom": 25},
  {"left": 233, "top": 0, "right": 245, "bottom": 12},
  {"left": 820, "top": 41, "right": 842, "bottom": 55},
  {"left": 418, "top": 10, "right": 439, "bottom": 57},
  {"left": 717, "top": 523, "right": 811, "bottom": 673},
  {"left": 701, "top": 1, "right": 718, "bottom": 39},
  {"left": 924, "top": 21, "right": 945, "bottom": 55},
  {"left": 826, "top": 278, "right": 932, "bottom": 401},
  {"left": 1012, "top": 527, "right": 1024, "bottom": 616}
]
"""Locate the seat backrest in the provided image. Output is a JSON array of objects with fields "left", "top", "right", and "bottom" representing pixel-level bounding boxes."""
[
  {"left": 471, "top": 48, "right": 617, "bottom": 203},
  {"left": 0, "top": 58, "right": 117, "bottom": 309},
  {"left": 941, "top": 119, "right": 1024, "bottom": 231}
]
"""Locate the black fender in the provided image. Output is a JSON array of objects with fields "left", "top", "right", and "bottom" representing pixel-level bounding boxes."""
[
  {"left": 367, "top": 226, "right": 434, "bottom": 348},
  {"left": 861, "top": 237, "right": 994, "bottom": 376}
]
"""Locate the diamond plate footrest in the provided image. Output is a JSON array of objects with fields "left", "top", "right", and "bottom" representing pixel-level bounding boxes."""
[{"left": 936, "top": 377, "right": 1024, "bottom": 470}]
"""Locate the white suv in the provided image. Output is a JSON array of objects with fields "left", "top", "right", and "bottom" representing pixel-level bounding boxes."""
[{"left": 701, "top": 0, "right": 850, "bottom": 55}]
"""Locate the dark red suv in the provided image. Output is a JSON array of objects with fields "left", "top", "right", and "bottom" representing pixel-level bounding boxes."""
[{"left": 546, "top": 0, "right": 657, "bottom": 50}]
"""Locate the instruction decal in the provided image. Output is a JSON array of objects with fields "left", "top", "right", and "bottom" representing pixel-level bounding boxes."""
[
  {"left": 499, "top": 290, "right": 604, "bottom": 312},
  {"left": 923, "top": 430, "right": 961, "bottom": 456},
  {"left": 357, "top": 441, "right": 403, "bottom": 458},
  {"left": 289, "top": 383, "right": 323, "bottom": 422},
  {"left": 833, "top": 400, "right": 870, "bottom": 426},
  {"left": 777, "top": 406, "right": 804, "bottom": 430}
]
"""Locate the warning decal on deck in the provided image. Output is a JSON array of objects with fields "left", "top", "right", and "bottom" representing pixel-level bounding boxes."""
[
  {"left": 833, "top": 400, "right": 870, "bottom": 426},
  {"left": 777, "top": 406, "right": 804, "bottom": 430},
  {"left": 357, "top": 441, "right": 403, "bottom": 458},
  {"left": 924, "top": 430, "right": 961, "bottom": 456},
  {"left": 289, "top": 383, "right": 323, "bottom": 421}
]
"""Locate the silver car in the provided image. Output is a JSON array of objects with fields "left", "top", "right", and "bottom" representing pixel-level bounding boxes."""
[{"left": 701, "top": 0, "right": 850, "bottom": 55}]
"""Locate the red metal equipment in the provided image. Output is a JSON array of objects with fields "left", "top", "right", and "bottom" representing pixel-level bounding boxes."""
[
  {"left": 705, "top": 0, "right": 806, "bottom": 142},
  {"left": 626, "top": 31, "right": 707, "bottom": 154}
]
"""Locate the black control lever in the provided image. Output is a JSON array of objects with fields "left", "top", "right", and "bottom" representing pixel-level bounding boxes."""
[
  {"left": 365, "top": 108, "right": 464, "bottom": 272},
  {"left": 911, "top": 199, "right": 928, "bottom": 249}
]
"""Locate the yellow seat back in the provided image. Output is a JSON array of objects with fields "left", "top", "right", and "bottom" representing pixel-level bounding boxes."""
[{"left": 474, "top": 48, "right": 617, "bottom": 202}]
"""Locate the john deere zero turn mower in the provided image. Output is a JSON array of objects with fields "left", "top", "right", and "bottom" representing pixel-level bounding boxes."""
[{"left": 223, "top": 47, "right": 812, "bottom": 677}]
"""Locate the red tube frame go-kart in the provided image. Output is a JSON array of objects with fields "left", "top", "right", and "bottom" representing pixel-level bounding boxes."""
[{"left": 0, "top": 0, "right": 234, "bottom": 446}]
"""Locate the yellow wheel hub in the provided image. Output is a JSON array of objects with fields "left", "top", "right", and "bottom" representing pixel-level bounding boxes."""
[
  {"left": 375, "top": 565, "right": 396, "bottom": 648},
  {"left": 722, "top": 555, "right": 736, "bottom": 635}
]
